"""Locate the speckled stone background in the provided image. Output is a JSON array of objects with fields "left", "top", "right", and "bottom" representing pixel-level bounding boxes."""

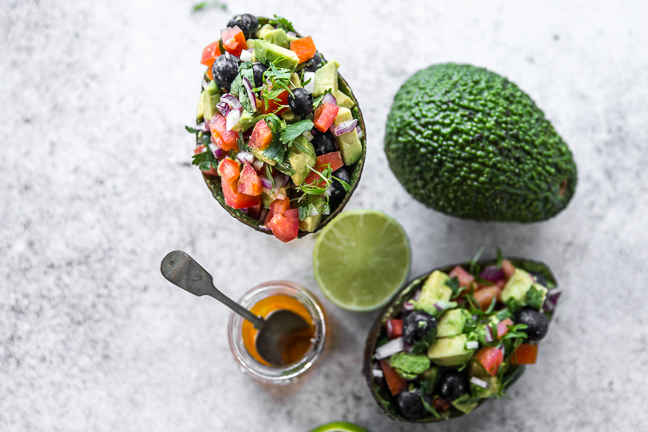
[{"left": 2, "top": 0, "right": 647, "bottom": 431}]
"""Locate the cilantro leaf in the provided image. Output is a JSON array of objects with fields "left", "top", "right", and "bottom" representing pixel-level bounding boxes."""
[
  {"left": 280, "top": 120, "right": 314, "bottom": 145},
  {"left": 191, "top": 148, "right": 219, "bottom": 172},
  {"left": 237, "top": 131, "right": 250, "bottom": 152},
  {"left": 185, "top": 125, "right": 199, "bottom": 133},
  {"left": 469, "top": 246, "right": 485, "bottom": 275},
  {"left": 496, "top": 247, "right": 503, "bottom": 268},
  {"left": 313, "top": 88, "right": 332, "bottom": 108},
  {"left": 445, "top": 276, "right": 461, "bottom": 298},
  {"left": 265, "top": 164, "right": 274, "bottom": 189},
  {"left": 270, "top": 15, "right": 295, "bottom": 33},
  {"left": 230, "top": 63, "right": 256, "bottom": 112},
  {"left": 525, "top": 285, "right": 544, "bottom": 309},
  {"left": 262, "top": 137, "right": 286, "bottom": 164},
  {"left": 191, "top": 2, "right": 227, "bottom": 12}
]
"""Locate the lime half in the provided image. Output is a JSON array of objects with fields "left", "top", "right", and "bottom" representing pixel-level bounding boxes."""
[
  {"left": 313, "top": 210, "right": 411, "bottom": 311},
  {"left": 309, "top": 421, "right": 371, "bottom": 432}
]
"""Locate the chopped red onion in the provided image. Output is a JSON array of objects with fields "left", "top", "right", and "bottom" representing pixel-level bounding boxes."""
[
  {"left": 331, "top": 119, "right": 357, "bottom": 137},
  {"left": 236, "top": 152, "right": 254, "bottom": 164},
  {"left": 258, "top": 224, "right": 271, "bottom": 231},
  {"left": 372, "top": 369, "right": 384, "bottom": 378},
  {"left": 239, "top": 207, "right": 248, "bottom": 214},
  {"left": 213, "top": 147, "right": 224, "bottom": 159},
  {"left": 303, "top": 71, "right": 315, "bottom": 93},
  {"left": 434, "top": 301, "right": 455, "bottom": 312},
  {"left": 470, "top": 377, "right": 489, "bottom": 389},
  {"left": 322, "top": 92, "right": 337, "bottom": 106},
  {"left": 480, "top": 266, "right": 505, "bottom": 282},
  {"left": 484, "top": 326, "right": 493, "bottom": 343},
  {"left": 413, "top": 290, "right": 422, "bottom": 301},
  {"left": 499, "top": 345, "right": 505, "bottom": 358},
  {"left": 216, "top": 101, "right": 231, "bottom": 117},
  {"left": 403, "top": 301, "right": 415, "bottom": 311},
  {"left": 220, "top": 93, "right": 242, "bottom": 110},
  {"left": 258, "top": 208, "right": 268, "bottom": 222},
  {"left": 274, "top": 174, "right": 289, "bottom": 190},
  {"left": 275, "top": 191, "right": 287, "bottom": 200},
  {"left": 375, "top": 337, "right": 404, "bottom": 360},
  {"left": 226, "top": 108, "right": 242, "bottom": 131},
  {"left": 286, "top": 31, "right": 297, "bottom": 38},
  {"left": 253, "top": 159, "right": 264, "bottom": 171},
  {"left": 466, "top": 341, "right": 479, "bottom": 350},
  {"left": 260, "top": 177, "right": 273, "bottom": 189},
  {"left": 243, "top": 128, "right": 253, "bottom": 140},
  {"left": 543, "top": 289, "right": 562, "bottom": 311},
  {"left": 194, "top": 122, "right": 210, "bottom": 132},
  {"left": 302, "top": 131, "right": 314, "bottom": 142},
  {"left": 310, "top": 129, "right": 317, "bottom": 136},
  {"left": 242, "top": 76, "right": 257, "bottom": 111},
  {"left": 239, "top": 49, "right": 253, "bottom": 62}
]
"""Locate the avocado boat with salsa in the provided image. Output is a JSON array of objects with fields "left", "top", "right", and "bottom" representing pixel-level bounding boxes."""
[
  {"left": 187, "top": 14, "right": 366, "bottom": 242},
  {"left": 363, "top": 254, "right": 561, "bottom": 422}
]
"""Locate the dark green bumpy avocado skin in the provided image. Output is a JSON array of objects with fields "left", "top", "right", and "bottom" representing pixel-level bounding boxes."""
[{"left": 385, "top": 63, "right": 577, "bottom": 222}]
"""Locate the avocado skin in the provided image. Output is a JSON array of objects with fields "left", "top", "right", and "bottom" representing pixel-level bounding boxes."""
[{"left": 385, "top": 63, "right": 577, "bottom": 222}]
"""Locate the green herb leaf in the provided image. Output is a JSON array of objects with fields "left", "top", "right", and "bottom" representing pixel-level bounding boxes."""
[
  {"left": 270, "top": 15, "right": 295, "bottom": 33},
  {"left": 262, "top": 137, "right": 286, "bottom": 164},
  {"left": 265, "top": 165, "right": 274, "bottom": 189},
  {"left": 496, "top": 247, "right": 503, "bottom": 268},
  {"left": 421, "top": 396, "right": 441, "bottom": 419},
  {"left": 332, "top": 175, "right": 351, "bottom": 192},
  {"left": 469, "top": 246, "right": 485, "bottom": 275},
  {"left": 445, "top": 276, "right": 461, "bottom": 298},
  {"left": 280, "top": 120, "right": 314, "bottom": 145},
  {"left": 192, "top": 1, "right": 227, "bottom": 12},
  {"left": 312, "top": 88, "right": 332, "bottom": 108},
  {"left": 275, "top": 161, "right": 295, "bottom": 176},
  {"left": 230, "top": 63, "right": 256, "bottom": 112},
  {"left": 185, "top": 125, "right": 199, "bottom": 133},
  {"left": 237, "top": 131, "right": 250, "bottom": 152},
  {"left": 191, "top": 148, "right": 219, "bottom": 172},
  {"left": 525, "top": 285, "right": 544, "bottom": 309}
]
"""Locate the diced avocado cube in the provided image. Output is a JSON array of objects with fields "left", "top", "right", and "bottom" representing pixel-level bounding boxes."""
[
  {"left": 335, "top": 89, "right": 355, "bottom": 109},
  {"left": 468, "top": 361, "right": 502, "bottom": 398},
  {"left": 388, "top": 352, "right": 431, "bottom": 380},
  {"left": 261, "top": 191, "right": 273, "bottom": 208},
  {"left": 246, "top": 39, "right": 256, "bottom": 50},
  {"left": 313, "top": 60, "right": 339, "bottom": 97},
  {"left": 332, "top": 107, "right": 363, "bottom": 166},
  {"left": 451, "top": 393, "right": 479, "bottom": 414},
  {"left": 231, "top": 110, "right": 257, "bottom": 132},
  {"left": 427, "top": 334, "right": 475, "bottom": 367},
  {"left": 437, "top": 309, "right": 472, "bottom": 338},
  {"left": 298, "top": 195, "right": 326, "bottom": 232},
  {"left": 281, "top": 111, "right": 296, "bottom": 122},
  {"left": 288, "top": 136, "right": 316, "bottom": 186},
  {"left": 262, "top": 28, "right": 297, "bottom": 49},
  {"left": 256, "top": 23, "right": 275, "bottom": 39},
  {"left": 198, "top": 80, "right": 222, "bottom": 121},
  {"left": 252, "top": 149, "right": 276, "bottom": 166},
  {"left": 501, "top": 268, "right": 548, "bottom": 309},
  {"left": 414, "top": 270, "right": 452, "bottom": 315},
  {"left": 254, "top": 40, "right": 299, "bottom": 71}
]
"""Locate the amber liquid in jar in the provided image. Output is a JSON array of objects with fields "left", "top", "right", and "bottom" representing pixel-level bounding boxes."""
[{"left": 242, "top": 295, "right": 315, "bottom": 366}]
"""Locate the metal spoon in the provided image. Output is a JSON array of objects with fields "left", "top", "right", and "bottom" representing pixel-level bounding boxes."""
[{"left": 160, "top": 250, "right": 311, "bottom": 367}]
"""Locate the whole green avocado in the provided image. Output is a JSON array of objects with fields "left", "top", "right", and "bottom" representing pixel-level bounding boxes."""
[{"left": 385, "top": 63, "right": 577, "bottom": 222}]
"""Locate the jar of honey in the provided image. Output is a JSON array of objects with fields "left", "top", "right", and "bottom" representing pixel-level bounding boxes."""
[{"left": 227, "top": 281, "right": 326, "bottom": 385}]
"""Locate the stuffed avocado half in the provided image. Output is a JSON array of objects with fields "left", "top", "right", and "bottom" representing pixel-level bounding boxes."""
[
  {"left": 188, "top": 14, "right": 366, "bottom": 243},
  {"left": 363, "top": 255, "right": 561, "bottom": 422}
]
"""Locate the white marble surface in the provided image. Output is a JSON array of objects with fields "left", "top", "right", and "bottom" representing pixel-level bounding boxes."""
[{"left": 2, "top": 0, "right": 648, "bottom": 430}]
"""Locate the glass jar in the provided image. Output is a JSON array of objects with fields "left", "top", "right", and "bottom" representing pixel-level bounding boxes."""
[{"left": 227, "top": 281, "right": 326, "bottom": 385}]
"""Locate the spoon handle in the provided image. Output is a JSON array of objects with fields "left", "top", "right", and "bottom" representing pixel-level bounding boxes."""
[{"left": 160, "top": 250, "right": 265, "bottom": 329}]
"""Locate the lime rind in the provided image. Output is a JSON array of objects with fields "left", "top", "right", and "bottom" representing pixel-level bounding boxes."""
[{"left": 313, "top": 210, "right": 411, "bottom": 312}]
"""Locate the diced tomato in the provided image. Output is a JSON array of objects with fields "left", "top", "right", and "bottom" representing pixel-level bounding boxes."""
[
  {"left": 246, "top": 203, "right": 262, "bottom": 219},
  {"left": 210, "top": 114, "right": 239, "bottom": 151},
  {"left": 217, "top": 158, "right": 240, "bottom": 181},
  {"left": 260, "top": 88, "right": 289, "bottom": 115},
  {"left": 193, "top": 145, "right": 219, "bottom": 176},
  {"left": 511, "top": 344, "right": 538, "bottom": 365},
  {"left": 313, "top": 103, "right": 339, "bottom": 132},
  {"left": 497, "top": 318, "right": 514, "bottom": 338},
  {"left": 290, "top": 36, "right": 317, "bottom": 63},
  {"left": 475, "top": 347, "right": 504, "bottom": 376},
  {"left": 386, "top": 319, "right": 403, "bottom": 339},
  {"left": 501, "top": 259, "right": 516, "bottom": 279},
  {"left": 221, "top": 177, "right": 261, "bottom": 209},
  {"left": 206, "top": 67, "right": 213, "bottom": 80},
  {"left": 237, "top": 163, "right": 263, "bottom": 196},
  {"left": 249, "top": 119, "right": 274, "bottom": 150},
  {"left": 473, "top": 286, "right": 501, "bottom": 310},
  {"left": 449, "top": 266, "right": 475, "bottom": 288},
  {"left": 265, "top": 198, "right": 291, "bottom": 225},
  {"left": 268, "top": 208, "right": 299, "bottom": 242},
  {"left": 379, "top": 359, "right": 407, "bottom": 396},
  {"left": 221, "top": 26, "right": 246, "bottom": 57},
  {"left": 201, "top": 40, "right": 222, "bottom": 68},
  {"left": 432, "top": 396, "right": 451, "bottom": 412},
  {"left": 304, "top": 151, "right": 344, "bottom": 185}
]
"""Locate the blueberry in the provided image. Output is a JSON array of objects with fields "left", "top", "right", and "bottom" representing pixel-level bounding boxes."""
[
  {"left": 252, "top": 62, "right": 268, "bottom": 88},
  {"left": 227, "top": 14, "right": 259, "bottom": 40},
  {"left": 515, "top": 307, "right": 549, "bottom": 341},
  {"left": 329, "top": 167, "right": 351, "bottom": 210},
  {"left": 403, "top": 310, "right": 437, "bottom": 347},
  {"left": 212, "top": 54, "right": 240, "bottom": 91},
  {"left": 438, "top": 371, "right": 469, "bottom": 401},
  {"left": 395, "top": 388, "right": 434, "bottom": 420},
  {"left": 304, "top": 53, "right": 323, "bottom": 72},
  {"left": 312, "top": 131, "right": 338, "bottom": 156},
  {"left": 288, "top": 88, "right": 313, "bottom": 117}
]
